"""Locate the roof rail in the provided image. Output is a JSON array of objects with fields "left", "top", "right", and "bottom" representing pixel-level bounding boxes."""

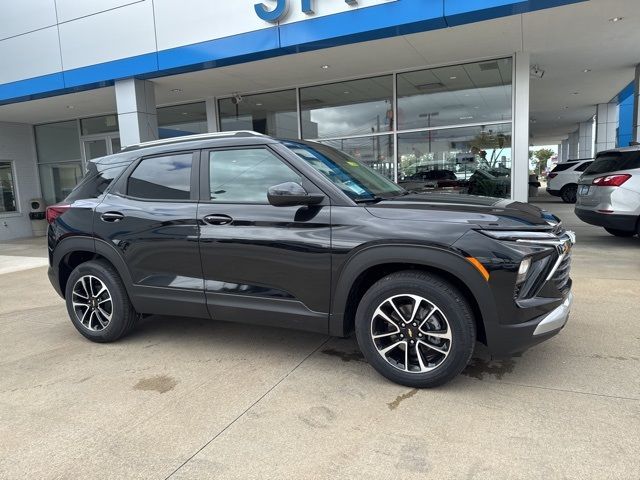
[{"left": 122, "top": 130, "right": 267, "bottom": 151}]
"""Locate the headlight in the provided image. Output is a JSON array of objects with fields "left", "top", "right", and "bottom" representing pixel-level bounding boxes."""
[{"left": 516, "top": 257, "right": 532, "bottom": 284}]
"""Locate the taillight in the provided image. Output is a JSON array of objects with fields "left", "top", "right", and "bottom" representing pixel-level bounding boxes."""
[
  {"left": 548, "top": 173, "right": 558, "bottom": 179},
  {"left": 46, "top": 204, "right": 70, "bottom": 224},
  {"left": 592, "top": 174, "right": 631, "bottom": 187}
]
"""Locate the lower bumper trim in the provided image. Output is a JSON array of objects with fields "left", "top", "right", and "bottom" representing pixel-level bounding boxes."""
[{"left": 533, "top": 292, "right": 573, "bottom": 336}]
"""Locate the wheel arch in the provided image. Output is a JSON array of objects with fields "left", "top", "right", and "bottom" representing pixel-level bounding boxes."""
[
  {"left": 330, "top": 245, "right": 497, "bottom": 344},
  {"left": 53, "top": 237, "right": 134, "bottom": 301}
]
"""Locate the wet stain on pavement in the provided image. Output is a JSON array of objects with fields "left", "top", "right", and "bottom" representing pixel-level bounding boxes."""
[
  {"left": 133, "top": 374, "right": 177, "bottom": 394},
  {"left": 388, "top": 388, "right": 418, "bottom": 410},
  {"left": 298, "top": 406, "right": 337, "bottom": 428},
  {"left": 321, "top": 348, "right": 365, "bottom": 362},
  {"left": 462, "top": 358, "right": 516, "bottom": 380},
  {"left": 590, "top": 354, "right": 638, "bottom": 361}
]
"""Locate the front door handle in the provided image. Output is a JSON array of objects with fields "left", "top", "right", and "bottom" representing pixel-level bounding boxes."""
[
  {"left": 203, "top": 214, "right": 233, "bottom": 226},
  {"left": 101, "top": 211, "right": 124, "bottom": 222}
]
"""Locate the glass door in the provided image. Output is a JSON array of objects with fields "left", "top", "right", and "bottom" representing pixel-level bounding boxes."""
[{"left": 81, "top": 134, "right": 121, "bottom": 170}]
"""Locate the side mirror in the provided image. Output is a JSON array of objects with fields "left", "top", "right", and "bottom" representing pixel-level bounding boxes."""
[{"left": 267, "top": 182, "right": 324, "bottom": 207}]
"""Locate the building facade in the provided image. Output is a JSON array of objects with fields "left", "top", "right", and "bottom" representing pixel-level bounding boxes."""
[{"left": 0, "top": 0, "right": 635, "bottom": 240}]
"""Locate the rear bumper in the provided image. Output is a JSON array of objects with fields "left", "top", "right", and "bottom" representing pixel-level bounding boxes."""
[
  {"left": 488, "top": 292, "right": 573, "bottom": 356},
  {"left": 575, "top": 208, "right": 637, "bottom": 231},
  {"left": 47, "top": 265, "right": 64, "bottom": 298}
]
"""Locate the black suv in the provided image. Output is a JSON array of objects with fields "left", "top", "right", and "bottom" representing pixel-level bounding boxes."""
[{"left": 47, "top": 132, "right": 574, "bottom": 388}]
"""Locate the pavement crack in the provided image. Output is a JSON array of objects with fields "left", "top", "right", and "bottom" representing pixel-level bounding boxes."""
[
  {"left": 388, "top": 388, "right": 418, "bottom": 410},
  {"left": 163, "top": 336, "right": 331, "bottom": 480}
]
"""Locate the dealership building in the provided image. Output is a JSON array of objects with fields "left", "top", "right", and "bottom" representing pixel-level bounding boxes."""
[{"left": 0, "top": 0, "right": 638, "bottom": 240}]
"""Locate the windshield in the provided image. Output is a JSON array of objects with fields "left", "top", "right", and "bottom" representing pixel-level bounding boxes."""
[
  {"left": 584, "top": 151, "right": 640, "bottom": 175},
  {"left": 285, "top": 141, "right": 405, "bottom": 201}
]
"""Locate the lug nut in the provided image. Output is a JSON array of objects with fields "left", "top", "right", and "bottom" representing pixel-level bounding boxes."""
[
  {"left": 410, "top": 340, "right": 415, "bottom": 345},
  {"left": 418, "top": 333, "right": 423, "bottom": 338},
  {"left": 401, "top": 323, "right": 405, "bottom": 328},
  {"left": 412, "top": 322, "right": 417, "bottom": 327},
  {"left": 400, "top": 334, "right": 404, "bottom": 338}
]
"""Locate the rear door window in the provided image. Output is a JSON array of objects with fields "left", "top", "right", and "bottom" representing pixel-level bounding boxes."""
[
  {"left": 550, "top": 163, "right": 577, "bottom": 173},
  {"left": 127, "top": 153, "right": 194, "bottom": 200},
  {"left": 575, "top": 161, "right": 592, "bottom": 172},
  {"left": 585, "top": 151, "right": 640, "bottom": 175}
]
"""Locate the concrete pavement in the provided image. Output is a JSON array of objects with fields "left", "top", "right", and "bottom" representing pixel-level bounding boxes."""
[{"left": 0, "top": 197, "right": 638, "bottom": 479}]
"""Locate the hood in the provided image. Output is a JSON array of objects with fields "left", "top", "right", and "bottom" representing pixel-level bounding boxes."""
[{"left": 366, "top": 192, "right": 557, "bottom": 230}]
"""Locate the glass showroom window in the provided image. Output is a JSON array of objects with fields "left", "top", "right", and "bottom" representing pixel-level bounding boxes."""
[
  {"left": 35, "top": 121, "right": 83, "bottom": 205},
  {"left": 158, "top": 102, "right": 207, "bottom": 138},
  {"left": 0, "top": 162, "right": 17, "bottom": 213},
  {"left": 219, "top": 90, "right": 297, "bottom": 138},
  {"left": 80, "top": 114, "right": 119, "bottom": 136},
  {"left": 320, "top": 135, "right": 395, "bottom": 180},
  {"left": 397, "top": 124, "right": 512, "bottom": 198},
  {"left": 300, "top": 76, "right": 393, "bottom": 139},
  {"left": 397, "top": 58, "right": 512, "bottom": 130}
]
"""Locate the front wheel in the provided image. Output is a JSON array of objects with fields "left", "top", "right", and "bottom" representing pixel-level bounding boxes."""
[
  {"left": 604, "top": 228, "right": 636, "bottom": 237},
  {"left": 65, "top": 260, "right": 138, "bottom": 342},
  {"left": 355, "top": 271, "right": 476, "bottom": 388}
]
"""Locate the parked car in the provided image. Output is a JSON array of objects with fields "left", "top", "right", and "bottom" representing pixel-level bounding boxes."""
[
  {"left": 399, "top": 169, "right": 464, "bottom": 191},
  {"left": 47, "top": 131, "right": 574, "bottom": 388},
  {"left": 547, "top": 159, "right": 593, "bottom": 203},
  {"left": 575, "top": 147, "right": 640, "bottom": 237}
]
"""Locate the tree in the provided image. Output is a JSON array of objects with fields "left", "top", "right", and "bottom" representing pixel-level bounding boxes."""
[
  {"left": 471, "top": 129, "right": 511, "bottom": 169},
  {"left": 531, "top": 148, "right": 554, "bottom": 175}
]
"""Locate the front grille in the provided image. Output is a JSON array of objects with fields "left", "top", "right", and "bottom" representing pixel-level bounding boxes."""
[{"left": 552, "top": 249, "right": 572, "bottom": 295}]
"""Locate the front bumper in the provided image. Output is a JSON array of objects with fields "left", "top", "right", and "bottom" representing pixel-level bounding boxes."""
[
  {"left": 575, "top": 208, "right": 637, "bottom": 231},
  {"left": 533, "top": 292, "right": 573, "bottom": 335},
  {"left": 488, "top": 292, "right": 573, "bottom": 356}
]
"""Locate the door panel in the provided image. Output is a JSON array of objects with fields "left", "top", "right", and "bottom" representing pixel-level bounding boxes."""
[
  {"left": 94, "top": 193, "right": 206, "bottom": 317},
  {"left": 198, "top": 147, "right": 332, "bottom": 333}
]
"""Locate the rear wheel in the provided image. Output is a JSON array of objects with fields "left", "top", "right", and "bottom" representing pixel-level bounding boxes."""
[
  {"left": 560, "top": 184, "right": 578, "bottom": 203},
  {"left": 604, "top": 228, "right": 636, "bottom": 237},
  {"left": 355, "top": 271, "right": 476, "bottom": 388},
  {"left": 65, "top": 260, "right": 138, "bottom": 342}
]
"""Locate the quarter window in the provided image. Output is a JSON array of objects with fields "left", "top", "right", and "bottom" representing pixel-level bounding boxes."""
[
  {"left": 127, "top": 154, "right": 193, "bottom": 200},
  {"left": 209, "top": 149, "right": 301, "bottom": 203}
]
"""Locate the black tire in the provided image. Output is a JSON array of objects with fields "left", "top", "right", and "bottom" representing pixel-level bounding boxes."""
[
  {"left": 560, "top": 184, "right": 578, "bottom": 203},
  {"left": 355, "top": 271, "right": 476, "bottom": 388},
  {"left": 604, "top": 228, "right": 635, "bottom": 237},
  {"left": 65, "top": 260, "right": 138, "bottom": 342}
]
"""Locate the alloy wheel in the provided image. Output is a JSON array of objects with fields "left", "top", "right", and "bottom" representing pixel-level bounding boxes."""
[
  {"left": 370, "top": 294, "right": 452, "bottom": 373},
  {"left": 71, "top": 275, "right": 113, "bottom": 331}
]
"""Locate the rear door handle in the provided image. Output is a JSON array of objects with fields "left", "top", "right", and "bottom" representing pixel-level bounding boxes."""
[
  {"left": 101, "top": 211, "right": 124, "bottom": 222},
  {"left": 203, "top": 214, "right": 233, "bottom": 226}
]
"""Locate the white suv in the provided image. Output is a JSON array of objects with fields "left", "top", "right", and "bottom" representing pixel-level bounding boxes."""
[
  {"left": 575, "top": 147, "right": 640, "bottom": 237},
  {"left": 547, "top": 159, "right": 593, "bottom": 203}
]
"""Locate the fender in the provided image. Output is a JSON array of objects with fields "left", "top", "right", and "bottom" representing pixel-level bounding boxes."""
[
  {"left": 52, "top": 235, "right": 136, "bottom": 304},
  {"left": 329, "top": 244, "right": 499, "bottom": 342}
]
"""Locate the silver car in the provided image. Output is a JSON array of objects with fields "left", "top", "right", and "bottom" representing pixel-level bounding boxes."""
[{"left": 575, "top": 146, "right": 640, "bottom": 237}]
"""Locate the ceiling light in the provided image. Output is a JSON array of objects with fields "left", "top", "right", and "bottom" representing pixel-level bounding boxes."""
[
  {"left": 321, "top": 65, "right": 330, "bottom": 69},
  {"left": 449, "top": 76, "right": 457, "bottom": 80},
  {"left": 460, "top": 116, "right": 474, "bottom": 120},
  {"left": 609, "top": 17, "right": 623, "bottom": 22},
  {"left": 181, "top": 112, "right": 189, "bottom": 116},
  {"left": 343, "top": 91, "right": 350, "bottom": 94},
  {"left": 583, "top": 69, "right": 591, "bottom": 73},
  {"left": 255, "top": 103, "right": 263, "bottom": 106},
  {"left": 170, "top": 88, "right": 183, "bottom": 93}
]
